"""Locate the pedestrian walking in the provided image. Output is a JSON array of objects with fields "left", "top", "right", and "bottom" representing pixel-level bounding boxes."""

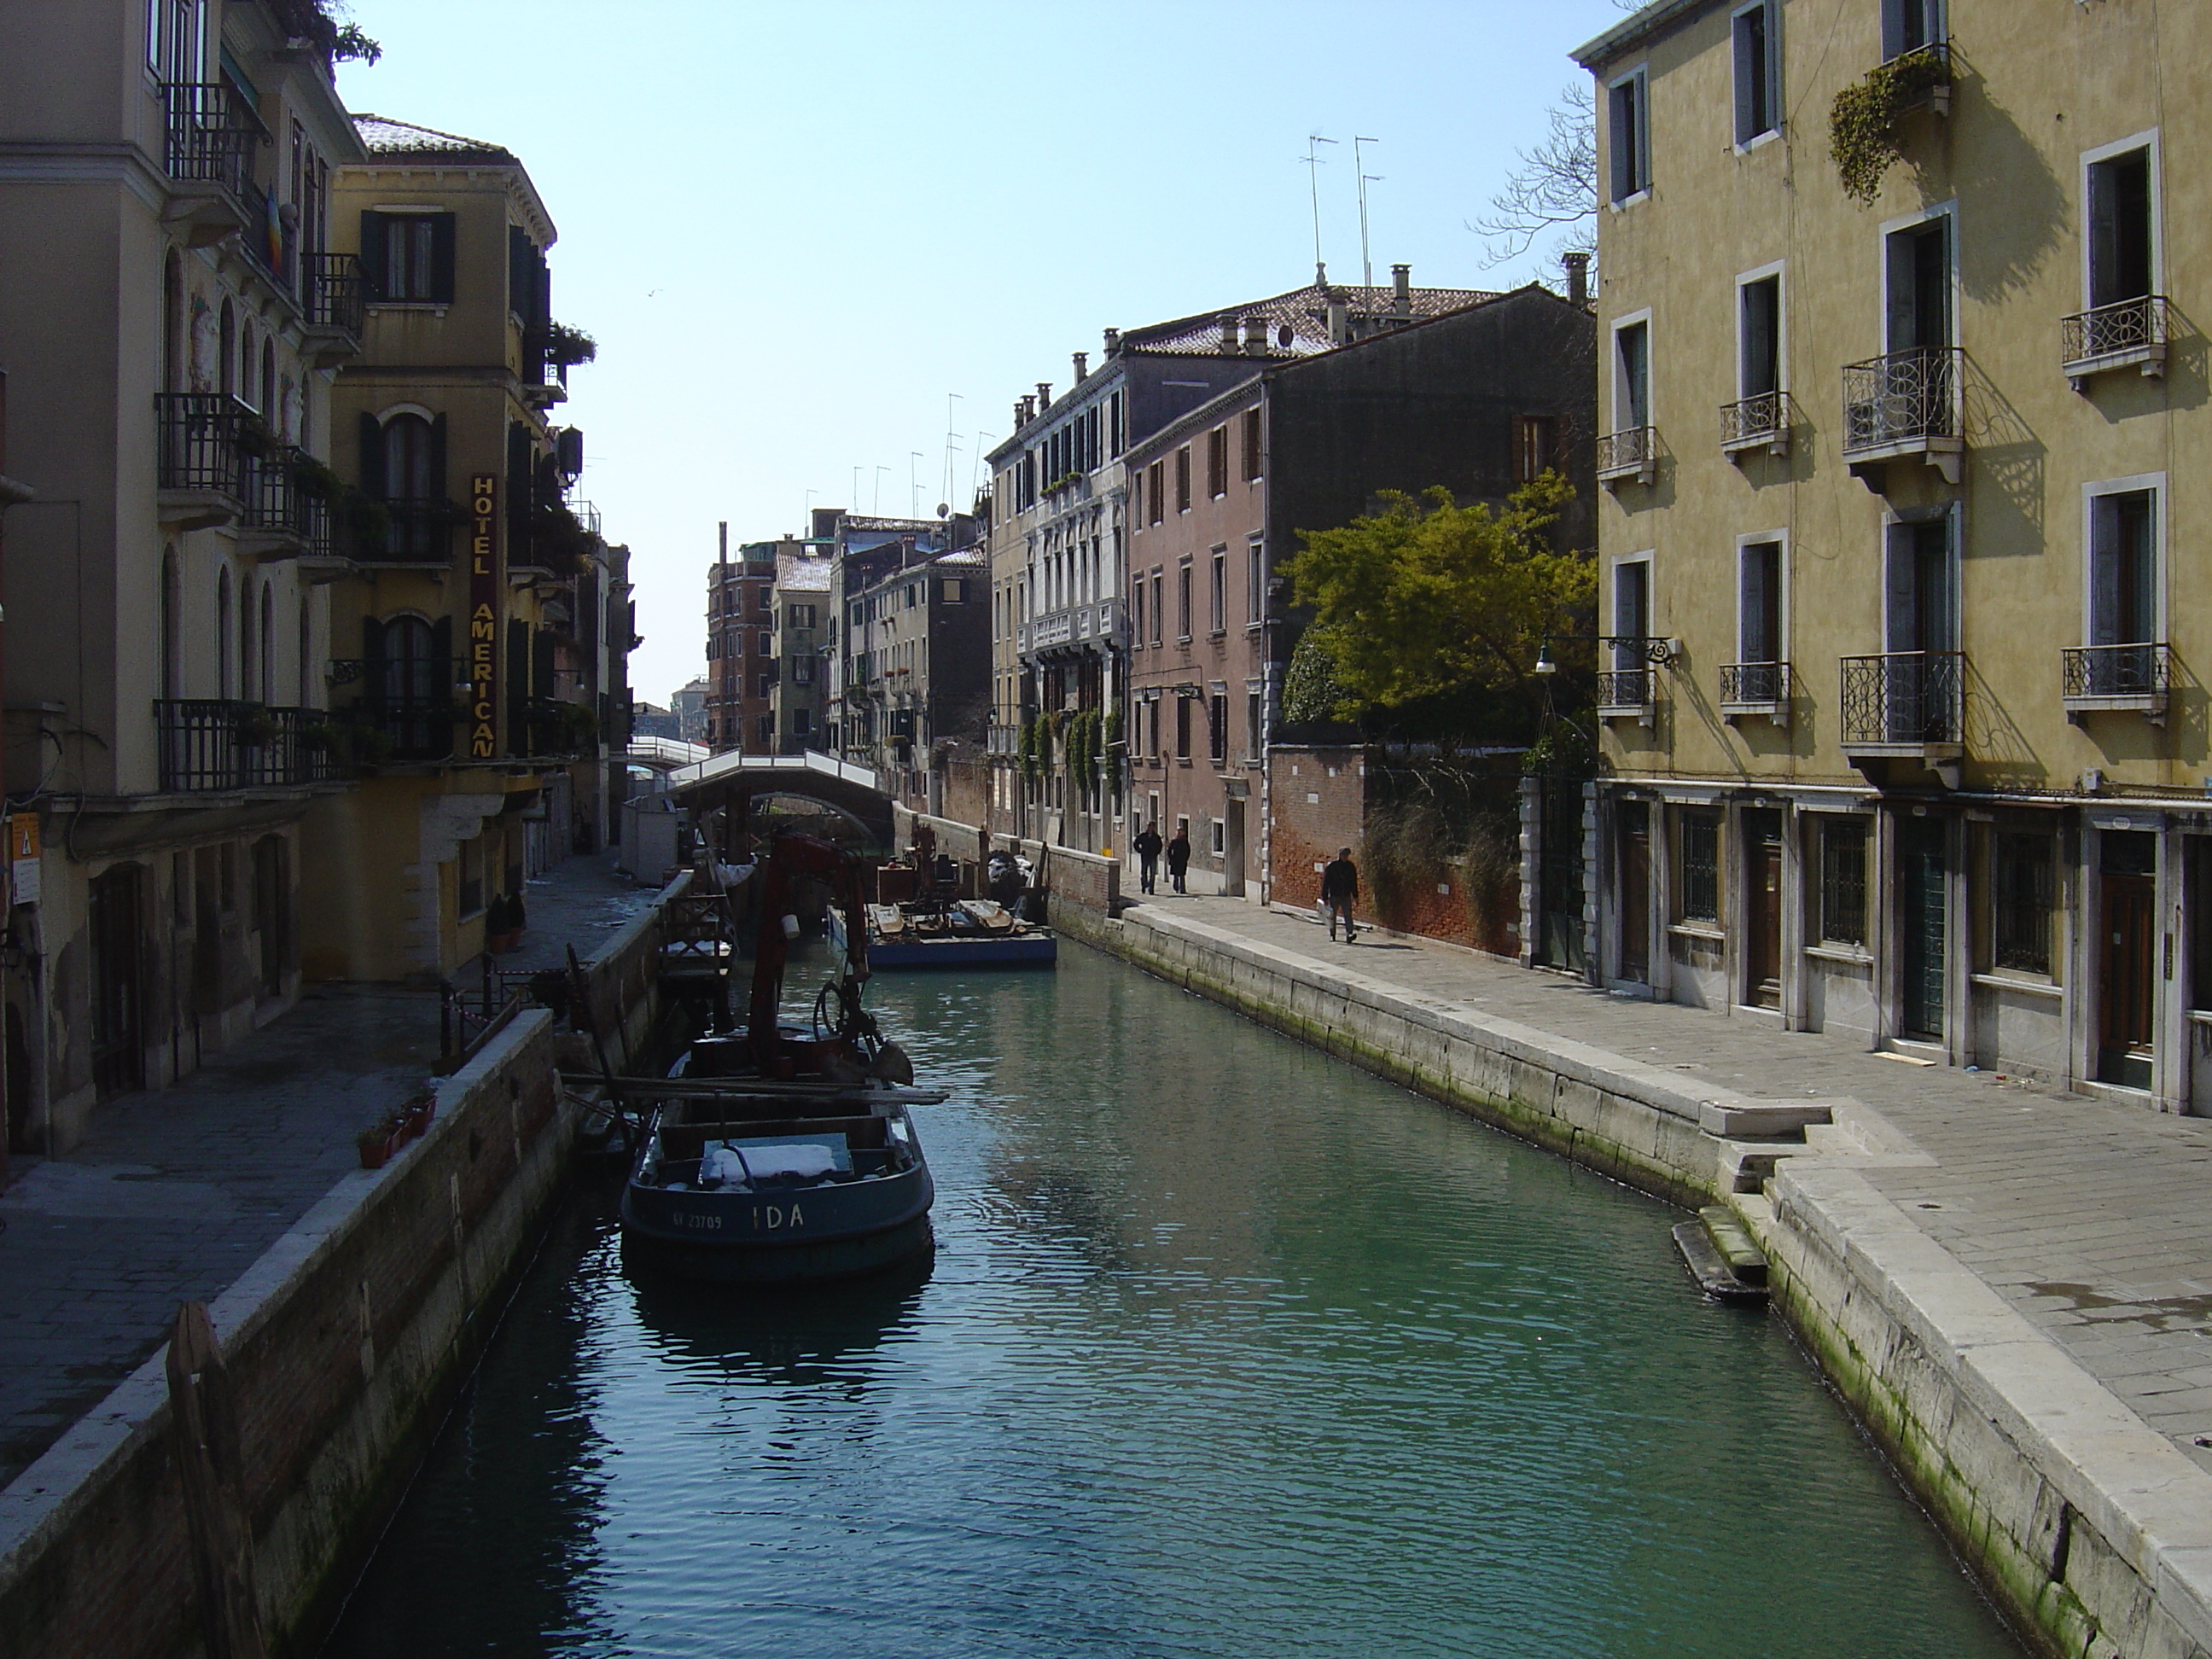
[
  {"left": 1132, "top": 822, "right": 1164, "bottom": 894},
  {"left": 1166, "top": 825, "right": 1191, "bottom": 894},
  {"left": 1321, "top": 847, "right": 1360, "bottom": 940}
]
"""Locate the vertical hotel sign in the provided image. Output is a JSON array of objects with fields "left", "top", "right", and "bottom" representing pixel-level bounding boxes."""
[{"left": 469, "top": 473, "right": 499, "bottom": 759}]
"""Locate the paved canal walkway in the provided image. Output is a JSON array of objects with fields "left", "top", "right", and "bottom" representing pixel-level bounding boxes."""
[
  {"left": 1134, "top": 891, "right": 2212, "bottom": 1476},
  {"left": 0, "top": 853, "right": 656, "bottom": 1488}
]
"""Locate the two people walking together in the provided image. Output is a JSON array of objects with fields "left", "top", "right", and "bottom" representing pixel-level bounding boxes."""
[{"left": 1132, "top": 822, "right": 1189, "bottom": 894}]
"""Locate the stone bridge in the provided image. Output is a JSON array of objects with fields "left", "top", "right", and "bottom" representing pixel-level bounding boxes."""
[{"left": 661, "top": 748, "right": 896, "bottom": 847}]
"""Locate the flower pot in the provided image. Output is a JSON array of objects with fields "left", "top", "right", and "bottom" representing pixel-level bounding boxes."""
[
  {"left": 399, "top": 1095, "right": 435, "bottom": 1140},
  {"left": 357, "top": 1126, "right": 404, "bottom": 1169}
]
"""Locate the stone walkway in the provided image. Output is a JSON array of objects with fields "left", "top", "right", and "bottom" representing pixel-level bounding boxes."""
[
  {"left": 0, "top": 853, "right": 655, "bottom": 1487},
  {"left": 1136, "top": 891, "right": 2212, "bottom": 1475}
]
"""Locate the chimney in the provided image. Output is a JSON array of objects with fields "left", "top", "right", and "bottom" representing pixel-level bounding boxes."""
[
  {"left": 718, "top": 521, "right": 728, "bottom": 568},
  {"left": 1563, "top": 251, "right": 1592, "bottom": 309},
  {"left": 1073, "top": 350, "right": 1088, "bottom": 381},
  {"left": 1218, "top": 312, "right": 1239, "bottom": 353},
  {"left": 1103, "top": 326, "right": 1121, "bottom": 357},
  {"left": 1036, "top": 381, "right": 1052, "bottom": 409},
  {"left": 1391, "top": 263, "right": 1412, "bottom": 320},
  {"left": 1015, "top": 396, "right": 1031, "bottom": 428},
  {"left": 1242, "top": 314, "right": 1267, "bottom": 356},
  {"left": 1326, "top": 295, "right": 1349, "bottom": 347}
]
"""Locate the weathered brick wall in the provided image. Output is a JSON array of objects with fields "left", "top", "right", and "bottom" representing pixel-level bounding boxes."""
[{"left": 1269, "top": 747, "right": 1368, "bottom": 911}]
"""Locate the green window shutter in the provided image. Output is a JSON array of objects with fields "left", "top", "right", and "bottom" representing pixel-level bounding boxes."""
[
  {"left": 358, "top": 212, "right": 388, "bottom": 302},
  {"left": 357, "top": 411, "right": 386, "bottom": 498}
]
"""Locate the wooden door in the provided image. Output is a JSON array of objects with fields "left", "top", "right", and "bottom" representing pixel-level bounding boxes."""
[
  {"left": 1746, "top": 812, "right": 1783, "bottom": 1010},
  {"left": 2100, "top": 872, "right": 2156, "bottom": 1089},
  {"left": 1618, "top": 803, "right": 1650, "bottom": 983},
  {"left": 90, "top": 864, "right": 143, "bottom": 1097},
  {"left": 1899, "top": 818, "right": 1946, "bottom": 1041}
]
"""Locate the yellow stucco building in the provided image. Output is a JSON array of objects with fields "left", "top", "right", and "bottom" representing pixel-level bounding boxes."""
[{"left": 1576, "top": 0, "right": 2212, "bottom": 1106}]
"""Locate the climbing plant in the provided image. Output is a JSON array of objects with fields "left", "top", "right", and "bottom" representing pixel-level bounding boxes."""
[{"left": 1829, "top": 46, "right": 1951, "bottom": 205}]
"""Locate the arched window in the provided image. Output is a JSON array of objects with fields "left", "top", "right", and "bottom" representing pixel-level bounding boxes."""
[
  {"left": 258, "top": 582, "right": 274, "bottom": 703},
  {"left": 218, "top": 300, "right": 235, "bottom": 398},
  {"left": 381, "top": 614, "right": 444, "bottom": 757},
  {"left": 382, "top": 414, "right": 434, "bottom": 499},
  {"left": 259, "top": 339, "right": 275, "bottom": 422},
  {"left": 216, "top": 567, "right": 232, "bottom": 696}
]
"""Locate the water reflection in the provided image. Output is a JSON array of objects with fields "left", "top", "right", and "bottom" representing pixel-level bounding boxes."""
[{"left": 328, "top": 951, "right": 2022, "bottom": 1659}]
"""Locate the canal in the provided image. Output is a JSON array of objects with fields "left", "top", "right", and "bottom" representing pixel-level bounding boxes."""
[{"left": 325, "top": 946, "right": 2023, "bottom": 1659}]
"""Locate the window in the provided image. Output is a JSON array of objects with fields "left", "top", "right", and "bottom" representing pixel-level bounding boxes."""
[
  {"left": 758, "top": 631, "right": 773, "bottom": 657},
  {"left": 793, "top": 707, "right": 812, "bottom": 736},
  {"left": 1993, "top": 831, "right": 2054, "bottom": 975},
  {"left": 1209, "top": 548, "right": 1226, "bottom": 634},
  {"left": 1247, "top": 685, "right": 1263, "bottom": 760},
  {"left": 943, "top": 579, "right": 965, "bottom": 602},
  {"left": 1110, "top": 391, "right": 1125, "bottom": 457},
  {"left": 1146, "top": 698, "right": 1161, "bottom": 762},
  {"left": 1150, "top": 570, "right": 1164, "bottom": 644},
  {"left": 790, "top": 658, "right": 814, "bottom": 685},
  {"left": 1175, "top": 446, "right": 1192, "bottom": 512},
  {"left": 1612, "top": 556, "right": 1650, "bottom": 642},
  {"left": 1132, "top": 576, "right": 1146, "bottom": 647},
  {"left": 1613, "top": 319, "right": 1650, "bottom": 432},
  {"left": 756, "top": 672, "right": 773, "bottom": 697},
  {"left": 1679, "top": 812, "right": 1720, "bottom": 923},
  {"left": 1209, "top": 694, "right": 1228, "bottom": 765},
  {"left": 1819, "top": 820, "right": 1868, "bottom": 946},
  {"left": 1207, "top": 427, "right": 1228, "bottom": 497},
  {"left": 756, "top": 713, "right": 774, "bottom": 747},
  {"left": 2087, "top": 143, "right": 2155, "bottom": 309},
  {"left": 1739, "top": 273, "right": 1782, "bottom": 399},
  {"left": 1608, "top": 67, "right": 1650, "bottom": 203},
  {"left": 1175, "top": 696, "right": 1190, "bottom": 760},
  {"left": 1512, "top": 415, "right": 1559, "bottom": 484},
  {"left": 1242, "top": 408, "right": 1263, "bottom": 480},
  {"left": 788, "top": 603, "right": 817, "bottom": 628},
  {"left": 1211, "top": 818, "right": 1226, "bottom": 856},
  {"left": 1885, "top": 216, "right": 1952, "bottom": 353},
  {"left": 1247, "top": 538, "right": 1266, "bottom": 626},
  {"left": 2089, "top": 486, "right": 2157, "bottom": 646},
  {"left": 362, "top": 212, "right": 454, "bottom": 305},
  {"left": 1738, "top": 538, "right": 1783, "bottom": 669},
  {"left": 1733, "top": 0, "right": 1780, "bottom": 147},
  {"left": 1149, "top": 461, "right": 1165, "bottom": 525},
  {"left": 1881, "top": 0, "right": 1943, "bottom": 61},
  {"left": 1177, "top": 560, "right": 1193, "bottom": 641}
]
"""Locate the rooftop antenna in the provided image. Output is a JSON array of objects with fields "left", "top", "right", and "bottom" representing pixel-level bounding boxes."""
[
  {"left": 874, "top": 464, "right": 890, "bottom": 514},
  {"left": 910, "top": 451, "right": 925, "bottom": 517},
  {"left": 1302, "top": 133, "right": 1337, "bottom": 286},
  {"left": 970, "top": 429, "right": 995, "bottom": 499},
  {"left": 1354, "top": 136, "right": 1381, "bottom": 296},
  {"left": 940, "top": 392, "right": 963, "bottom": 510},
  {"left": 852, "top": 466, "right": 861, "bottom": 515}
]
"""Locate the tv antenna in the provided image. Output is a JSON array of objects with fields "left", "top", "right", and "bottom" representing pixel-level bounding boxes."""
[
  {"left": 910, "top": 451, "right": 925, "bottom": 517},
  {"left": 940, "top": 392, "right": 963, "bottom": 510},
  {"left": 873, "top": 465, "right": 890, "bottom": 514},
  {"left": 970, "top": 430, "right": 995, "bottom": 499},
  {"left": 1354, "top": 136, "right": 1381, "bottom": 296},
  {"left": 1301, "top": 133, "right": 1336, "bottom": 286}
]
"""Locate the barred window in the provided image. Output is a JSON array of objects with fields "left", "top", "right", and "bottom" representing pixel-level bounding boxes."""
[
  {"left": 1993, "top": 831, "right": 2053, "bottom": 975},
  {"left": 1680, "top": 812, "right": 1720, "bottom": 923},
  {"left": 1820, "top": 819, "right": 1868, "bottom": 946}
]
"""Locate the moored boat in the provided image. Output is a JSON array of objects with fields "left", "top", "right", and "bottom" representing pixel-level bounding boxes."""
[
  {"left": 829, "top": 894, "right": 1057, "bottom": 969},
  {"left": 617, "top": 829, "right": 944, "bottom": 1281}
]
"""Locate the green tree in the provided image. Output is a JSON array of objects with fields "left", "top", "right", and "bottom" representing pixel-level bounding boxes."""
[{"left": 1283, "top": 476, "right": 1591, "bottom": 720}]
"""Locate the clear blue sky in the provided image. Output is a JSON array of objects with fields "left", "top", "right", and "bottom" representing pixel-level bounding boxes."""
[{"left": 335, "top": 0, "right": 1630, "bottom": 706}]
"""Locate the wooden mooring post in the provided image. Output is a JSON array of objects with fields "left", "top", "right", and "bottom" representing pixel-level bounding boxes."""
[{"left": 165, "top": 1300, "right": 266, "bottom": 1659}]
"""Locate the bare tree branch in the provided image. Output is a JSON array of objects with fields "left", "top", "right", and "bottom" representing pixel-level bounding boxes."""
[{"left": 1470, "top": 82, "right": 1598, "bottom": 270}]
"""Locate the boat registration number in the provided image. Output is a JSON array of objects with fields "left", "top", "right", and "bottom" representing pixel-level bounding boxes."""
[{"left": 674, "top": 1204, "right": 806, "bottom": 1232}]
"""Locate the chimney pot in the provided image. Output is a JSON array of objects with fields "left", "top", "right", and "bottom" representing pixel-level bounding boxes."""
[
  {"left": 1391, "top": 263, "right": 1412, "bottom": 319},
  {"left": 1562, "top": 251, "right": 1592, "bottom": 310},
  {"left": 1241, "top": 314, "right": 1266, "bottom": 356},
  {"left": 1103, "top": 326, "right": 1121, "bottom": 356},
  {"left": 1218, "top": 312, "right": 1240, "bottom": 353},
  {"left": 1036, "top": 381, "right": 1052, "bottom": 409},
  {"left": 1326, "top": 297, "right": 1349, "bottom": 347},
  {"left": 1073, "top": 351, "right": 1088, "bottom": 381}
]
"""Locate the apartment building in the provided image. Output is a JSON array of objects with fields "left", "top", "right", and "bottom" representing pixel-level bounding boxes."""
[
  {"left": 1125, "top": 282, "right": 1594, "bottom": 897},
  {"left": 0, "top": 0, "right": 369, "bottom": 1147},
  {"left": 770, "top": 551, "right": 832, "bottom": 754},
  {"left": 1575, "top": 0, "right": 2212, "bottom": 1103},
  {"left": 987, "top": 271, "right": 1499, "bottom": 853},
  {"left": 705, "top": 530, "right": 778, "bottom": 753},
  {"left": 300, "top": 112, "right": 622, "bottom": 980},
  {"left": 824, "top": 513, "right": 969, "bottom": 761},
  {"left": 840, "top": 544, "right": 987, "bottom": 809}
]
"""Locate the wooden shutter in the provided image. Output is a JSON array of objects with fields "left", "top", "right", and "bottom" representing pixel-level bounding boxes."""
[
  {"left": 429, "top": 212, "right": 457, "bottom": 304},
  {"left": 357, "top": 411, "right": 386, "bottom": 498},
  {"left": 358, "top": 211, "right": 387, "bottom": 302}
]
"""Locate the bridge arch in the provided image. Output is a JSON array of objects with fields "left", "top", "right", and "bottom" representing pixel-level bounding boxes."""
[{"left": 661, "top": 749, "right": 897, "bottom": 850}]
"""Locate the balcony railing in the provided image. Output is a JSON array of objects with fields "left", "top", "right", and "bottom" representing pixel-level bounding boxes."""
[
  {"left": 155, "top": 701, "right": 345, "bottom": 792},
  {"left": 1840, "top": 651, "right": 1964, "bottom": 749},
  {"left": 1719, "top": 391, "right": 1790, "bottom": 457},
  {"left": 1842, "top": 346, "right": 1962, "bottom": 466},
  {"left": 1595, "top": 425, "right": 1656, "bottom": 484},
  {"left": 240, "top": 447, "right": 336, "bottom": 555},
  {"left": 1720, "top": 661, "right": 1791, "bottom": 708},
  {"left": 156, "top": 393, "right": 251, "bottom": 497},
  {"left": 2060, "top": 296, "right": 2169, "bottom": 387},
  {"left": 160, "top": 82, "right": 263, "bottom": 203},
  {"left": 329, "top": 659, "right": 460, "bottom": 760},
  {"left": 304, "top": 252, "right": 365, "bottom": 339},
  {"left": 2062, "top": 643, "right": 2169, "bottom": 717},
  {"left": 354, "top": 497, "right": 458, "bottom": 562},
  {"left": 1597, "top": 668, "right": 1651, "bottom": 711}
]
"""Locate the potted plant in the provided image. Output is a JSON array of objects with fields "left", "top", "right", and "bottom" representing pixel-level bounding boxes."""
[
  {"left": 356, "top": 1114, "right": 405, "bottom": 1169},
  {"left": 233, "top": 703, "right": 280, "bottom": 747},
  {"left": 397, "top": 1091, "right": 436, "bottom": 1141}
]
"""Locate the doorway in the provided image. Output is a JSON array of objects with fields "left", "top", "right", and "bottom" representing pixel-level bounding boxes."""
[
  {"left": 1617, "top": 800, "right": 1650, "bottom": 983},
  {"left": 1744, "top": 809, "right": 1783, "bottom": 1010},
  {"left": 1223, "top": 799, "right": 1246, "bottom": 899},
  {"left": 90, "top": 864, "right": 144, "bottom": 1097},
  {"left": 2098, "top": 832, "right": 2157, "bottom": 1090},
  {"left": 1898, "top": 816, "right": 1946, "bottom": 1042}
]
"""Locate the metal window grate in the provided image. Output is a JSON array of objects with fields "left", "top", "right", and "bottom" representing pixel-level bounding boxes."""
[
  {"left": 1993, "top": 831, "right": 2052, "bottom": 975},
  {"left": 1680, "top": 812, "right": 1720, "bottom": 923},
  {"left": 1820, "top": 819, "right": 1867, "bottom": 946}
]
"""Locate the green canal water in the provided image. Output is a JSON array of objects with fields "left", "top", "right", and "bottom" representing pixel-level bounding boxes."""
[{"left": 324, "top": 947, "right": 2023, "bottom": 1658}]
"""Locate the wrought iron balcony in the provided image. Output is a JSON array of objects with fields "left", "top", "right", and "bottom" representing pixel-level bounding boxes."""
[
  {"left": 1719, "top": 391, "right": 1790, "bottom": 457},
  {"left": 1595, "top": 425, "right": 1656, "bottom": 486},
  {"left": 1842, "top": 347, "right": 1963, "bottom": 484},
  {"left": 1839, "top": 651, "right": 1964, "bottom": 752},
  {"left": 303, "top": 252, "right": 365, "bottom": 347},
  {"left": 353, "top": 497, "right": 458, "bottom": 562},
  {"left": 239, "top": 446, "right": 337, "bottom": 557},
  {"left": 2061, "top": 296, "right": 2169, "bottom": 390},
  {"left": 1597, "top": 667, "right": 1651, "bottom": 714},
  {"left": 156, "top": 393, "right": 250, "bottom": 494},
  {"left": 155, "top": 701, "right": 344, "bottom": 792},
  {"left": 1720, "top": 661, "right": 1792, "bottom": 722},
  {"left": 160, "top": 82, "right": 263, "bottom": 204},
  {"left": 2062, "top": 642, "right": 2169, "bottom": 721}
]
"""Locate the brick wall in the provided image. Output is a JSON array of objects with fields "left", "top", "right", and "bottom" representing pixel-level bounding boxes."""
[{"left": 1270, "top": 747, "right": 1368, "bottom": 910}]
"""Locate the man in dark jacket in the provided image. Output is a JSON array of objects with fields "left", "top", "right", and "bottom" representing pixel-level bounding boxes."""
[
  {"left": 1132, "top": 822, "right": 1164, "bottom": 894},
  {"left": 1321, "top": 847, "right": 1359, "bottom": 940},
  {"left": 1166, "top": 825, "right": 1191, "bottom": 894}
]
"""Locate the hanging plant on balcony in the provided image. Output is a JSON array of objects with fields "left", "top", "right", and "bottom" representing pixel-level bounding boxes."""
[
  {"left": 1103, "top": 703, "right": 1123, "bottom": 751},
  {"left": 545, "top": 323, "right": 597, "bottom": 370},
  {"left": 233, "top": 704, "right": 280, "bottom": 747},
  {"left": 1829, "top": 46, "right": 1953, "bottom": 205},
  {"left": 300, "top": 719, "right": 341, "bottom": 754},
  {"left": 288, "top": 455, "right": 348, "bottom": 503},
  {"left": 1018, "top": 716, "right": 1040, "bottom": 783},
  {"left": 236, "top": 411, "right": 279, "bottom": 462}
]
